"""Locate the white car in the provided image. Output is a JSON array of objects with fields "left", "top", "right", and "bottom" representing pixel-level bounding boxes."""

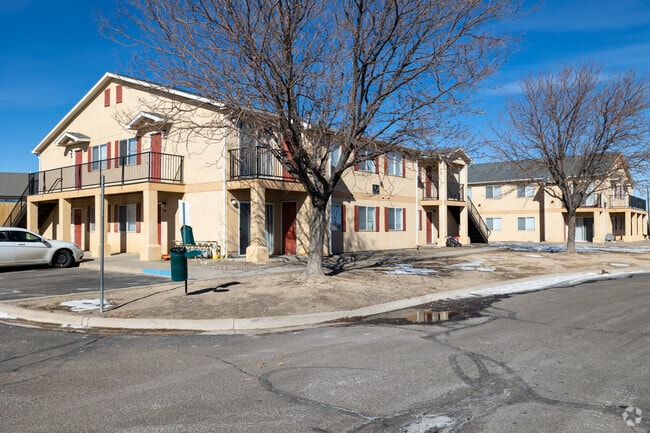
[{"left": 0, "top": 227, "right": 84, "bottom": 268}]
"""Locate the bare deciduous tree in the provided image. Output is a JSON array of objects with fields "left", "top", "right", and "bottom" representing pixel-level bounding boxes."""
[
  {"left": 105, "top": 0, "right": 522, "bottom": 277},
  {"left": 492, "top": 63, "right": 649, "bottom": 252}
]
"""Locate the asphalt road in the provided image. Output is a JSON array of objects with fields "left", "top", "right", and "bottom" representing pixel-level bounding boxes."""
[
  {"left": 0, "top": 266, "right": 169, "bottom": 301},
  {"left": 0, "top": 273, "right": 648, "bottom": 432}
]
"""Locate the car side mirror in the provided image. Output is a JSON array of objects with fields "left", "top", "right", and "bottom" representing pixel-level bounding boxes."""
[{"left": 42, "top": 239, "right": 52, "bottom": 248}]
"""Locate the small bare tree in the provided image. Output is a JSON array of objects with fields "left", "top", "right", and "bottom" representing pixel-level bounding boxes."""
[
  {"left": 492, "top": 63, "right": 649, "bottom": 252},
  {"left": 106, "top": 0, "right": 522, "bottom": 277}
]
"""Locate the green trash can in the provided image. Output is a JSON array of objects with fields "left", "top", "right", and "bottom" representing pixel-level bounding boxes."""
[
  {"left": 180, "top": 225, "right": 195, "bottom": 245},
  {"left": 170, "top": 247, "right": 188, "bottom": 282}
]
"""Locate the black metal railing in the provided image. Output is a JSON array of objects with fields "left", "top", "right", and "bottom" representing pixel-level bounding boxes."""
[
  {"left": 2, "top": 183, "right": 30, "bottom": 227},
  {"left": 628, "top": 194, "right": 647, "bottom": 211},
  {"left": 467, "top": 196, "right": 490, "bottom": 242},
  {"left": 448, "top": 183, "right": 464, "bottom": 201},
  {"left": 31, "top": 152, "right": 183, "bottom": 194},
  {"left": 228, "top": 146, "right": 296, "bottom": 181}
]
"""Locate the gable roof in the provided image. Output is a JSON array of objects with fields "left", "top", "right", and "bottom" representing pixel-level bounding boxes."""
[
  {"left": 32, "top": 73, "right": 224, "bottom": 155},
  {"left": 0, "top": 172, "right": 29, "bottom": 198},
  {"left": 468, "top": 154, "right": 627, "bottom": 185}
]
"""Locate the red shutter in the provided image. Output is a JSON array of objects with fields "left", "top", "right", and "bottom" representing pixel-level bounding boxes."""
[
  {"left": 402, "top": 208, "right": 406, "bottom": 231},
  {"left": 107, "top": 205, "right": 111, "bottom": 232},
  {"left": 114, "top": 141, "right": 120, "bottom": 167},
  {"left": 106, "top": 142, "right": 111, "bottom": 169},
  {"left": 384, "top": 155, "right": 389, "bottom": 174},
  {"left": 87, "top": 147, "right": 92, "bottom": 172},
  {"left": 136, "top": 137, "right": 142, "bottom": 165},
  {"left": 136, "top": 203, "right": 142, "bottom": 233},
  {"left": 418, "top": 210, "right": 422, "bottom": 231},
  {"left": 104, "top": 89, "right": 110, "bottom": 107},
  {"left": 375, "top": 207, "right": 380, "bottom": 231},
  {"left": 384, "top": 207, "right": 389, "bottom": 231},
  {"left": 354, "top": 206, "right": 359, "bottom": 232},
  {"left": 116, "top": 85, "right": 123, "bottom": 104},
  {"left": 341, "top": 205, "right": 346, "bottom": 232},
  {"left": 374, "top": 157, "right": 379, "bottom": 174},
  {"left": 402, "top": 157, "right": 406, "bottom": 178},
  {"left": 114, "top": 205, "right": 119, "bottom": 232},
  {"left": 354, "top": 163, "right": 359, "bottom": 171}
]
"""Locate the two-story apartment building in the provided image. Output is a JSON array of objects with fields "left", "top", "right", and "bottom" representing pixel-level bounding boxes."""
[
  {"left": 14, "top": 73, "right": 486, "bottom": 262},
  {"left": 468, "top": 158, "right": 648, "bottom": 243}
]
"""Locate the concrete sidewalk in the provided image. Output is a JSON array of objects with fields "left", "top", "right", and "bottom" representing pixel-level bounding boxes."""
[{"left": 1, "top": 245, "right": 649, "bottom": 334}]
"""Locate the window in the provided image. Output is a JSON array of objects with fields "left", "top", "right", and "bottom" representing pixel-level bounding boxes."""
[
  {"left": 91, "top": 144, "right": 107, "bottom": 171},
  {"left": 517, "top": 185, "right": 535, "bottom": 197},
  {"left": 387, "top": 208, "right": 404, "bottom": 231},
  {"left": 119, "top": 204, "right": 137, "bottom": 233},
  {"left": 119, "top": 138, "right": 138, "bottom": 166},
  {"left": 331, "top": 204, "right": 345, "bottom": 231},
  {"left": 356, "top": 206, "right": 376, "bottom": 231},
  {"left": 357, "top": 150, "right": 376, "bottom": 173},
  {"left": 486, "top": 217, "right": 502, "bottom": 231},
  {"left": 517, "top": 217, "right": 535, "bottom": 231},
  {"left": 386, "top": 153, "right": 403, "bottom": 176},
  {"left": 467, "top": 186, "right": 472, "bottom": 200},
  {"left": 89, "top": 206, "right": 95, "bottom": 232},
  {"left": 485, "top": 185, "right": 501, "bottom": 199},
  {"left": 330, "top": 145, "right": 341, "bottom": 169}
]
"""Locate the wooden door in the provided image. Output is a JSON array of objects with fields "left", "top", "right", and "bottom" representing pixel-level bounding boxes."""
[
  {"left": 73, "top": 208, "right": 83, "bottom": 247},
  {"left": 426, "top": 211, "right": 434, "bottom": 244},
  {"left": 282, "top": 201, "right": 297, "bottom": 255}
]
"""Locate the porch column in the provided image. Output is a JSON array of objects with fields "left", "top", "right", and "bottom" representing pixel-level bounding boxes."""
[
  {"left": 90, "top": 194, "right": 112, "bottom": 257},
  {"left": 437, "top": 162, "right": 448, "bottom": 245},
  {"left": 26, "top": 200, "right": 38, "bottom": 232},
  {"left": 623, "top": 210, "right": 633, "bottom": 241},
  {"left": 58, "top": 198, "right": 72, "bottom": 241},
  {"left": 246, "top": 180, "right": 269, "bottom": 262},
  {"left": 140, "top": 188, "right": 162, "bottom": 260},
  {"left": 592, "top": 209, "right": 604, "bottom": 243}
]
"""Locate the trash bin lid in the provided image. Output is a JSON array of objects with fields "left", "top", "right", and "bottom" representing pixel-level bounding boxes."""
[{"left": 170, "top": 247, "right": 187, "bottom": 253}]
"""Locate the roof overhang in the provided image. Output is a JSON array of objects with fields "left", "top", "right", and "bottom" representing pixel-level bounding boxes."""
[
  {"left": 55, "top": 132, "right": 91, "bottom": 148},
  {"left": 126, "top": 112, "right": 171, "bottom": 131}
]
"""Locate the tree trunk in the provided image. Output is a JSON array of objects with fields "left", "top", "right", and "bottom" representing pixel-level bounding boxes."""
[
  {"left": 303, "top": 195, "right": 328, "bottom": 279},
  {"left": 566, "top": 211, "right": 577, "bottom": 253}
]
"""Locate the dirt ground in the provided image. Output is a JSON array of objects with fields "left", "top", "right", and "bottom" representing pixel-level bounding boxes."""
[{"left": 14, "top": 243, "right": 650, "bottom": 320}]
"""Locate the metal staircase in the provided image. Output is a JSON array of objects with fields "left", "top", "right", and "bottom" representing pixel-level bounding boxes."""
[{"left": 467, "top": 196, "right": 490, "bottom": 243}]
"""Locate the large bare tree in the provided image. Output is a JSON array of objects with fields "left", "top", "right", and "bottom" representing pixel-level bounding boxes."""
[
  {"left": 492, "top": 63, "right": 649, "bottom": 252},
  {"left": 106, "top": 0, "right": 522, "bottom": 277}
]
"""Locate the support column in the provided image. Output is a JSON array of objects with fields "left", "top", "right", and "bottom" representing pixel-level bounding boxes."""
[
  {"left": 26, "top": 201, "right": 38, "bottom": 232},
  {"left": 437, "top": 162, "right": 447, "bottom": 245},
  {"left": 140, "top": 188, "right": 162, "bottom": 260},
  {"left": 459, "top": 206, "right": 469, "bottom": 245},
  {"left": 58, "top": 198, "right": 72, "bottom": 241},
  {"left": 90, "top": 194, "right": 111, "bottom": 257},
  {"left": 623, "top": 210, "right": 633, "bottom": 241},
  {"left": 592, "top": 209, "right": 604, "bottom": 243},
  {"left": 246, "top": 181, "right": 269, "bottom": 262}
]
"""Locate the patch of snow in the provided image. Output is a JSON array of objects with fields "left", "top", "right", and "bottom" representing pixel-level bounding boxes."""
[
  {"left": 609, "top": 263, "right": 630, "bottom": 267},
  {"left": 525, "top": 254, "right": 544, "bottom": 258},
  {"left": 386, "top": 264, "right": 437, "bottom": 275},
  {"left": 0, "top": 311, "right": 17, "bottom": 320},
  {"left": 494, "top": 242, "right": 650, "bottom": 254},
  {"left": 400, "top": 415, "right": 454, "bottom": 433},
  {"left": 60, "top": 299, "right": 112, "bottom": 312},
  {"left": 477, "top": 267, "right": 496, "bottom": 272},
  {"left": 61, "top": 324, "right": 91, "bottom": 329},
  {"left": 446, "top": 261, "right": 484, "bottom": 271}
]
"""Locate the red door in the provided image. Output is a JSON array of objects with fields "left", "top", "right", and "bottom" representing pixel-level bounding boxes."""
[
  {"left": 150, "top": 133, "right": 162, "bottom": 181},
  {"left": 157, "top": 203, "right": 162, "bottom": 245},
  {"left": 425, "top": 167, "right": 433, "bottom": 199},
  {"left": 282, "top": 202, "right": 297, "bottom": 255},
  {"left": 426, "top": 211, "right": 434, "bottom": 244},
  {"left": 73, "top": 208, "right": 83, "bottom": 247},
  {"left": 75, "top": 150, "right": 83, "bottom": 190}
]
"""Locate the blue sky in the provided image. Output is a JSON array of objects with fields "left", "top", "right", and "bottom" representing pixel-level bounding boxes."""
[{"left": 0, "top": 0, "right": 649, "bottom": 174}]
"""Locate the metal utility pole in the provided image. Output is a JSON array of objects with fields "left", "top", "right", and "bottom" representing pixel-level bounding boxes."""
[{"left": 100, "top": 175, "right": 105, "bottom": 313}]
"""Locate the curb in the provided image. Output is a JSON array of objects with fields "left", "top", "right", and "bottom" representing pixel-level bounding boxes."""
[{"left": 1, "top": 269, "right": 646, "bottom": 334}]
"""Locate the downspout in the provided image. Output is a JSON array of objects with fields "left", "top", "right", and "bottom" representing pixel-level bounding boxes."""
[
  {"left": 415, "top": 160, "right": 419, "bottom": 247},
  {"left": 222, "top": 125, "right": 228, "bottom": 258}
]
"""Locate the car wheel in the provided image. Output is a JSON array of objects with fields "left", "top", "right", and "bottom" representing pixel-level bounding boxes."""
[{"left": 53, "top": 250, "right": 74, "bottom": 268}]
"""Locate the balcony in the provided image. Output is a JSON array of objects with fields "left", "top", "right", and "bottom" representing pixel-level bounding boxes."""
[
  {"left": 609, "top": 194, "right": 647, "bottom": 211},
  {"left": 30, "top": 152, "right": 183, "bottom": 195},
  {"left": 421, "top": 183, "right": 464, "bottom": 201},
  {"left": 228, "top": 146, "right": 296, "bottom": 181}
]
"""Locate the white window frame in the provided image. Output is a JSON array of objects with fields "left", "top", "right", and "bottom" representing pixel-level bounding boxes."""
[
  {"left": 517, "top": 216, "right": 535, "bottom": 231},
  {"left": 91, "top": 144, "right": 107, "bottom": 171},
  {"left": 89, "top": 206, "right": 95, "bottom": 232},
  {"left": 485, "top": 185, "right": 501, "bottom": 199},
  {"left": 517, "top": 184, "right": 535, "bottom": 198},
  {"left": 330, "top": 145, "right": 341, "bottom": 169},
  {"left": 357, "top": 150, "right": 376, "bottom": 173},
  {"left": 119, "top": 137, "right": 138, "bottom": 166},
  {"left": 358, "top": 206, "right": 376, "bottom": 231},
  {"left": 119, "top": 204, "right": 137, "bottom": 233},
  {"left": 486, "top": 217, "right": 502, "bottom": 231},
  {"left": 387, "top": 208, "right": 403, "bottom": 231},
  {"left": 386, "top": 153, "right": 403, "bottom": 176}
]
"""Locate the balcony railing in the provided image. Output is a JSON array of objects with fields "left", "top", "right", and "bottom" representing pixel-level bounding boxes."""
[
  {"left": 579, "top": 193, "right": 646, "bottom": 211},
  {"left": 228, "top": 146, "right": 296, "bottom": 181},
  {"left": 421, "top": 183, "right": 464, "bottom": 201},
  {"left": 31, "top": 152, "right": 183, "bottom": 195}
]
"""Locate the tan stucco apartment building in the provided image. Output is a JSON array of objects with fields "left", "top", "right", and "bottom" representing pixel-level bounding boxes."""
[
  {"left": 16, "top": 73, "right": 489, "bottom": 262},
  {"left": 468, "top": 159, "right": 648, "bottom": 243}
]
